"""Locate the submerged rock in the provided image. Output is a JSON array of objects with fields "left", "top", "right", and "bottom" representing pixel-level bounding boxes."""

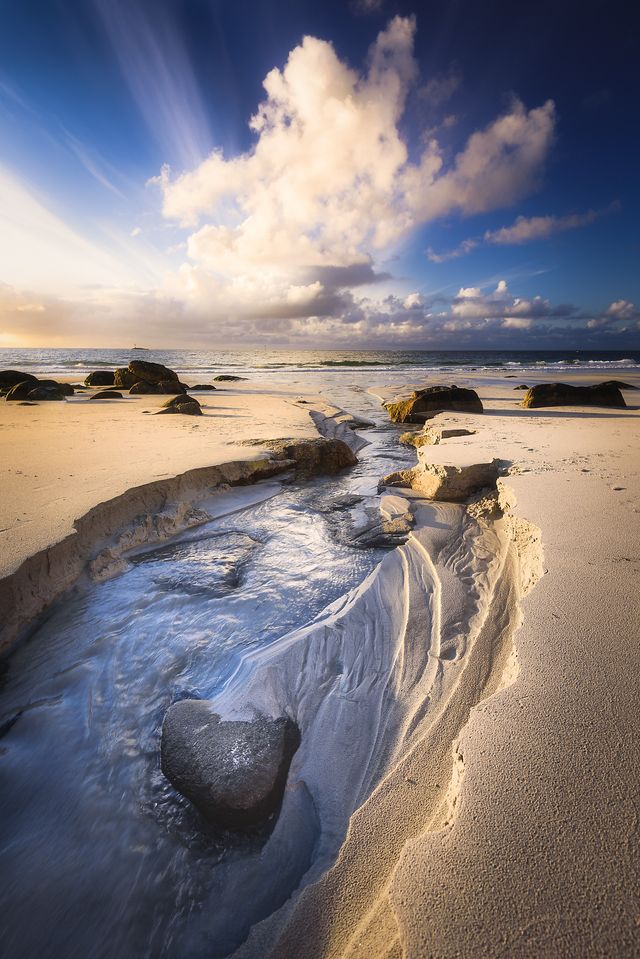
[
  {"left": 84, "top": 370, "right": 115, "bottom": 386},
  {"left": 522, "top": 382, "right": 626, "bottom": 409},
  {"left": 90, "top": 390, "right": 123, "bottom": 400},
  {"left": 156, "top": 394, "right": 202, "bottom": 415},
  {"left": 161, "top": 700, "right": 300, "bottom": 829},
  {"left": 128, "top": 359, "right": 179, "bottom": 384},
  {"left": 213, "top": 374, "right": 247, "bottom": 381},
  {"left": 385, "top": 385, "right": 483, "bottom": 423},
  {"left": 0, "top": 370, "right": 37, "bottom": 393}
]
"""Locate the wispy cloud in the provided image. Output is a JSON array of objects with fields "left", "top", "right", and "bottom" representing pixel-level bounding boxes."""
[
  {"left": 428, "top": 202, "right": 618, "bottom": 261},
  {"left": 92, "top": 0, "right": 212, "bottom": 168},
  {"left": 62, "top": 130, "right": 127, "bottom": 200}
]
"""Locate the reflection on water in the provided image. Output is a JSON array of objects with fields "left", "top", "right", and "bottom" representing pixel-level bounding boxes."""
[{"left": 0, "top": 390, "right": 414, "bottom": 959}]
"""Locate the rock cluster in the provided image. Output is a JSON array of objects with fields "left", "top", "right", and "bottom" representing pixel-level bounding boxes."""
[
  {"left": 385, "top": 385, "right": 483, "bottom": 423},
  {"left": 3, "top": 373, "right": 73, "bottom": 402},
  {"left": 522, "top": 382, "right": 626, "bottom": 409},
  {"left": 161, "top": 700, "right": 300, "bottom": 829}
]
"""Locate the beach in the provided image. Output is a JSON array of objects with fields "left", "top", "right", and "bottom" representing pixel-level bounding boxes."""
[{"left": 0, "top": 359, "right": 639, "bottom": 958}]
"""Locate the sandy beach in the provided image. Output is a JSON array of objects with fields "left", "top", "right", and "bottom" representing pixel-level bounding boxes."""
[{"left": 1, "top": 365, "right": 639, "bottom": 958}]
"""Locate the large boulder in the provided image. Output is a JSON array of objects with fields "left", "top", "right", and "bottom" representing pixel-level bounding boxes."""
[
  {"left": 85, "top": 370, "right": 115, "bottom": 387},
  {"left": 113, "top": 368, "right": 137, "bottom": 389},
  {"left": 0, "top": 370, "right": 37, "bottom": 393},
  {"left": 161, "top": 700, "right": 300, "bottom": 829},
  {"left": 128, "top": 359, "right": 179, "bottom": 384},
  {"left": 26, "top": 384, "right": 66, "bottom": 401},
  {"left": 156, "top": 394, "right": 202, "bottom": 416},
  {"left": 522, "top": 383, "right": 626, "bottom": 409},
  {"left": 38, "top": 380, "right": 74, "bottom": 396},
  {"left": 6, "top": 380, "right": 40, "bottom": 401},
  {"left": 264, "top": 437, "right": 357, "bottom": 478},
  {"left": 385, "top": 385, "right": 483, "bottom": 423}
]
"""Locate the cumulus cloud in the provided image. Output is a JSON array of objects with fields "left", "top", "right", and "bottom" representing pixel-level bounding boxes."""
[{"left": 151, "top": 17, "right": 556, "bottom": 324}]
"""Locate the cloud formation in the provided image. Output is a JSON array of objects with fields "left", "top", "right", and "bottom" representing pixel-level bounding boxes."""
[
  {"left": 428, "top": 203, "right": 617, "bottom": 261},
  {"left": 153, "top": 17, "right": 555, "bottom": 323}
]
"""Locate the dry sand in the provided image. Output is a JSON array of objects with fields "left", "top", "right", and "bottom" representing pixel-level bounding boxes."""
[
  {"left": 0, "top": 382, "right": 316, "bottom": 580},
  {"left": 1, "top": 369, "right": 639, "bottom": 957}
]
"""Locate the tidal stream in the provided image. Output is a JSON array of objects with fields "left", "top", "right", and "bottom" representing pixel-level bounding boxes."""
[{"left": 0, "top": 388, "right": 414, "bottom": 959}]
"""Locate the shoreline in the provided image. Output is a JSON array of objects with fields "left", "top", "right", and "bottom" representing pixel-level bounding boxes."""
[{"left": 1, "top": 367, "right": 639, "bottom": 956}]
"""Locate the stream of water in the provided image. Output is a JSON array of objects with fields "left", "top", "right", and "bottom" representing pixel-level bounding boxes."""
[{"left": 0, "top": 388, "right": 414, "bottom": 959}]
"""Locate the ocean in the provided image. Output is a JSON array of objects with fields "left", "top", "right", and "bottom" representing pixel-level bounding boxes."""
[{"left": 1, "top": 347, "right": 639, "bottom": 379}]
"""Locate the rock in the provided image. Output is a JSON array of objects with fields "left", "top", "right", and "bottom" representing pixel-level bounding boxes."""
[
  {"left": 400, "top": 427, "right": 475, "bottom": 448},
  {"left": 128, "top": 359, "right": 179, "bottom": 384},
  {"left": 522, "top": 382, "right": 626, "bottom": 409},
  {"left": 26, "top": 385, "right": 66, "bottom": 401},
  {"left": 38, "top": 380, "right": 74, "bottom": 396},
  {"left": 213, "top": 375, "right": 247, "bottom": 381},
  {"left": 384, "top": 452, "right": 499, "bottom": 502},
  {"left": 262, "top": 437, "right": 357, "bottom": 478},
  {"left": 156, "top": 394, "right": 202, "bottom": 416},
  {"left": 514, "top": 384, "right": 529, "bottom": 390},
  {"left": 90, "top": 390, "right": 123, "bottom": 400},
  {"left": 598, "top": 380, "right": 639, "bottom": 391},
  {"left": 0, "top": 370, "right": 37, "bottom": 393},
  {"left": 113, "top": 368, "right": 137, "bottom": 389},
  {"left": 84, "top": 370, "right": 115, "bottom": 387},
  {"left": 385, "top": 385, "right": 483, "bottom": 423},
  {"left": 130, "top": 380, "right": 186, "bottom": 395},
  {"left": 161, "top": 700, "right": 300, "bottom": 829},
  {"left": 188, "top": 383, "right": 217, "bottom": 391},
  {"left": 6, "top": 380, "right": 41, "bottom": 401}
]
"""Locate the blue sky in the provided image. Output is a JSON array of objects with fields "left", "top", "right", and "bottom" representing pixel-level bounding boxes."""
[{"left": 0, "top": 0, "right": 638, "bottom": 348}]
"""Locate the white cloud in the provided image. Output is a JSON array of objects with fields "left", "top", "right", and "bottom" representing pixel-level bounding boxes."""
[
  {"left": 153, "top": 17, "right": 556, "bottom": 322},
  {"left": 606, "top": 299, "right": 636, "bottom": 320},
  {"left": 485, "top": 209, "right": 600, "bottom": 244}
]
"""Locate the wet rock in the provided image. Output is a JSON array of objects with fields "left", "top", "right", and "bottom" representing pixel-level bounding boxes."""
[
  {"left": 522, "top": 382, "right": 626, "bottom": 409},
  {"left": 187, "top": 383, "right": 217, "bottom": 391},
  {"left": 0, "top": 370, "right": 37, "bottom": 393},
  {"left": 113, "top": 368, "right": 137, "bottom": 389},
  {"left": 90, "top": 390, "right": 123, "bottom": 400},
  {"left": 263, "top": 437, "right": 357, "bottom": 478},
  {"left": 514, "top": 384, "right": 529, "bottom": 390},
  {"left": 156, "top": 394, "right": 202, "bottom": 415},
  {"left": 26, "top": 384, "right": 66, "bottom": 401},
  {"left": 385, "top": 385, "right": 483, "bottom": 423},
  {"left": 84, "top": 370, "right": 115, "bottom": 386},
  {"left": 128, "top": 359, "right": 179, "bottom": 384},
  {"left": 6, "top": 380, "right": 41, "bottom": 401},
  {"left": 161, "top": 700, "right": 300, "bottom": 829},
  {"left": 598, "top": 380, "right": 639, "bottom": 391},
  {"left": 213, "top": 375, "right": 247, "bottom": 381}
]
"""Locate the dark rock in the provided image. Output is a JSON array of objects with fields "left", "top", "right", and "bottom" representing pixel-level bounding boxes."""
[
  {"left": 114, "top": 368, "right": 137, "bottom": 389},
  {"left": 26, "top": 385, "right": 66, "bottom": 401},
  {"left": 385, "top": 385, "right": 483, "bottom": 423},
  {"left": 156, "top": 394, "right": 202, "bottom": 416},
  {"left": 188, "top": 384, "right": 218, "bottom": 391},
  {"left": 84, "top": 370, "right": 115, "bottom": 387},
  {"left": 0, "top": 370, "right": 37, "bottom": 393},
  {"left": 213, "top": 375, "right": 247, "bottom": 382},
  {"left": 128, "top": 359, "right": 179, "bottom": 384},
  {"left": 129, "top": 381, "right": 161, "bottom": 394},
  {"left": 161, "top": 700, "right": 300, "bottom": 829},
  {"left": 514, "top": 384, "right": 529, "bottom": 390},
  {"left": 522, "top": 383, "right": 626, "bottom": 409},
  {"left": 6, "top": 380, "right": 41, "bottom": 401},
  {"left": 130, "top": 379, "right": 186, "bottom": 395},
  {"left": 598, "top": 380, "right": 639, "bottom": 391},
  {"left": 90, "top": 390, "right": 123, "bottom": 400},
  {"left": 38, "top": 380, "right": 74, "bottom": 396}
]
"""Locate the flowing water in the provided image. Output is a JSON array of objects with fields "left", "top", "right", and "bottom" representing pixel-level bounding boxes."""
[{"left": 0, "top": 387, "right": 415, "bottom": 959}]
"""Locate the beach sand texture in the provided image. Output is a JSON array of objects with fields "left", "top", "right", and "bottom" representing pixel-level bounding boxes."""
[{"left": 1, "top": 370, "right": 639, "bottom": 957}]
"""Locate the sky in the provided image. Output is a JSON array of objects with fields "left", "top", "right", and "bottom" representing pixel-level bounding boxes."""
[{"left": 0, "top": 0, "right": 638, "bottom": 350}]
